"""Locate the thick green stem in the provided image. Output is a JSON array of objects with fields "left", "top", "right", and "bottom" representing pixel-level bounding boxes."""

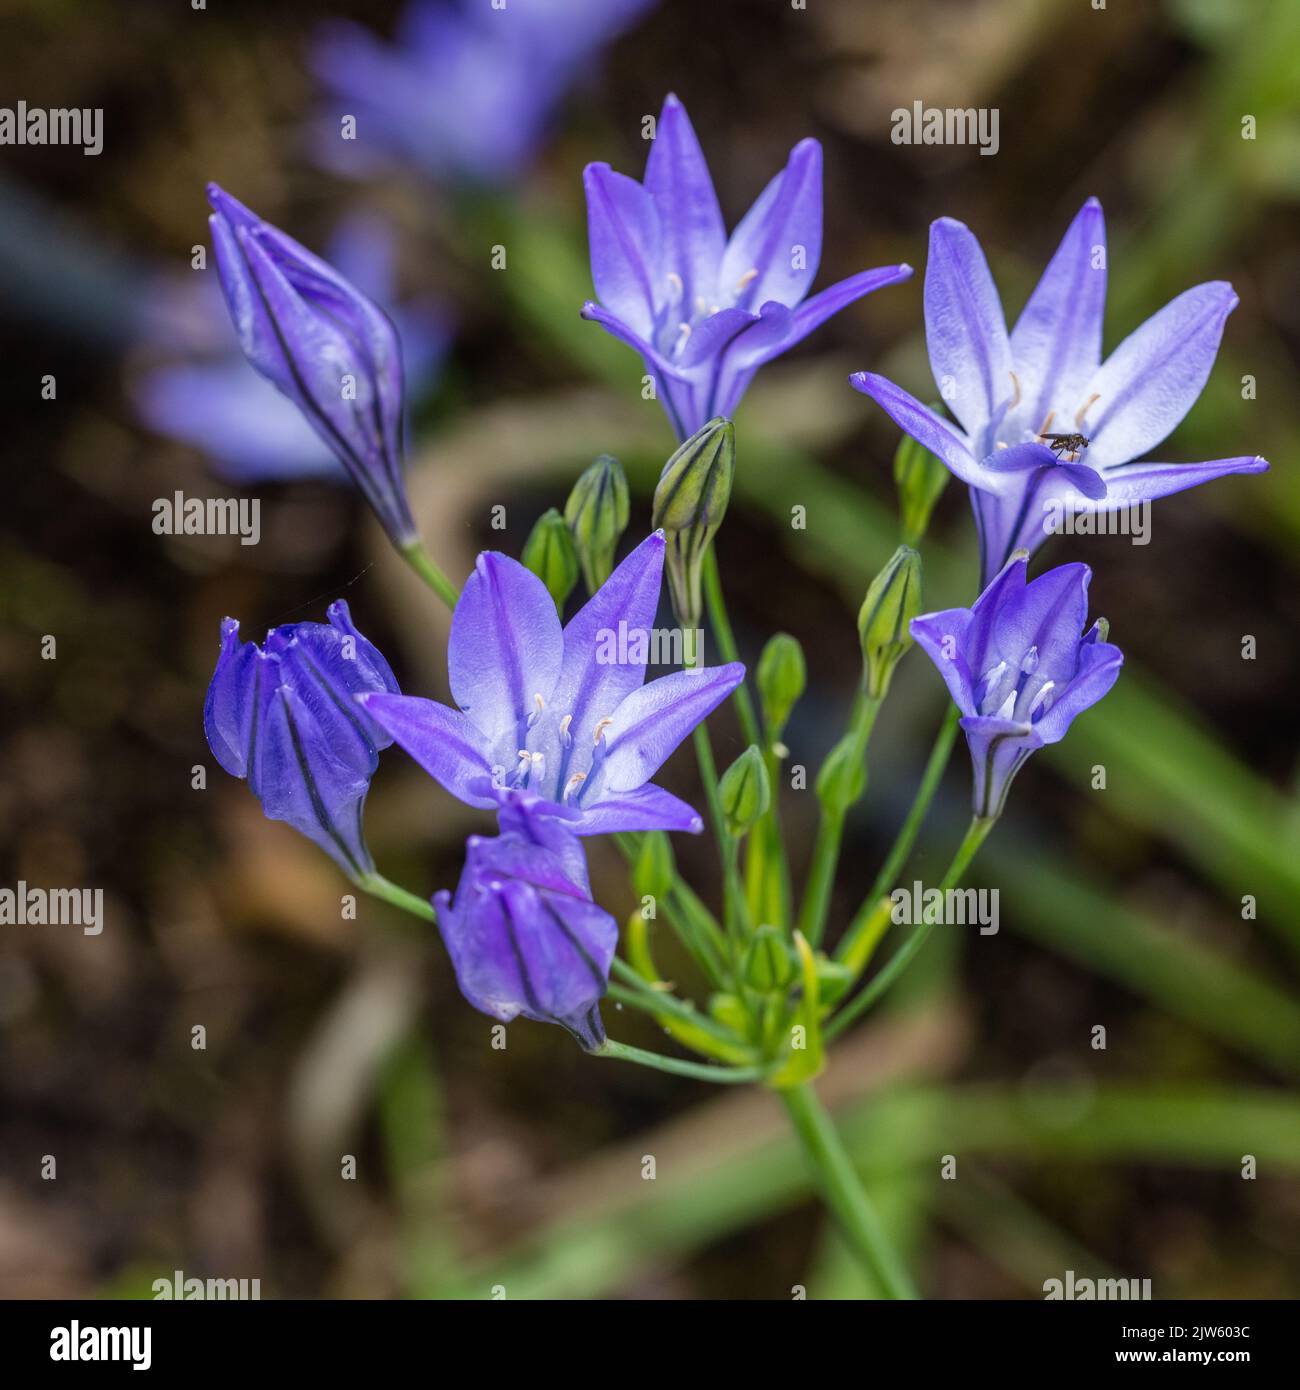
[
  {"left": 798, "top": 693, "right": 883, "bottom": 949},
  {"left": 826, "top": 813, "right": 998, "bottom": 1042},
  {"left": 781, "top": 1082, "right": 919, "bottom": 1299},
  {"left": 401, "top": 541, "right": 461, "bottom": 610},
  {"left": 835, "top": 702, "right": 961, "bottom": 968},
  {"left": 702, "top": 545, "right": 760, "bottom": 745},
  {"left": 360, "top": 871, "right": 437, "bottom": 922}
]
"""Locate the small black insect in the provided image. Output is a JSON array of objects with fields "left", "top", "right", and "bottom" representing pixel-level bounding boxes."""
[{"left": 1040, "top": 432, "right": 1090, "bottom": 461}]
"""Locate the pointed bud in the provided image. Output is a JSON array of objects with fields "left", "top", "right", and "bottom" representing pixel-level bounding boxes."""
[
  {"left": 756, "top": 633, "right": 805, "bottom": 741},
  {"left": 652, "top": 417, "right": 735, "bottom": 629},
  {"left": 719, "top": 744, "right": 770, "bottom": 839},
  {"left": 742, "top": 925, "right": 796, "bottom": 993},
  {"left": 814, "top": 729, "right": 867, "bottom": 815},
  {"left": 631, "top": 831, "right": 675, "bottom": 903},
  {"left": 522, "top": 508, "right": 579, "bottom": 611},
  {"left": 564, "top": 454, "right": 630, "bottom": 593},
  {"left": 894, "top": 419, "right": 950, "bottom": 545},
  {"left": 858, "top": 545, "right": 921, "bottom": 698}
]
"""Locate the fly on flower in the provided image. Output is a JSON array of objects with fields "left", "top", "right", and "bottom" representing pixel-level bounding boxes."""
[{"left": 1040, "top": 432, "right": 1090, "bottom": 463}]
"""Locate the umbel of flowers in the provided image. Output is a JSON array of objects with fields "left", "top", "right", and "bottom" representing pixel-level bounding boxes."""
[{"left": 200, "top": 97, "right": 1266, "bottom": 1299}]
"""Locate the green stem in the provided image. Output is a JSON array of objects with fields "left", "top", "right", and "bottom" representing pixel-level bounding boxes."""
[
  {"left": 702, "top": 545, "right": 760, "bottom": 745},
  {"left": 826, "top": 813, "right": 998, "bottom": 1042},
  {"left": 360, "top": 871, "right": 437, "bottom": 922},
  {"left": 835, "top": 703, "right": 961, "bottom": 968},
  {"left": 781, "top": 1082, "right": 919, "bottom": 1299},
  {"left": 401, "top": 541, "right": 460, "bottom": 610},
  {"left": 593, "top": 1037, "right": 768, "bottom": 1084},
  {"left": 798, "top": 693, "right": 884, "bottom": 949}
]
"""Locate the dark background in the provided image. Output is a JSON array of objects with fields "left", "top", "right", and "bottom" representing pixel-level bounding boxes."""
[{"left": 1, "top": 0, "right": 1298, "bottom": 1299}]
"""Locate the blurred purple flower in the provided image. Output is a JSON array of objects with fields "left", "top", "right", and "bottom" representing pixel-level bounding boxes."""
[
  {"left": 204, "top": 599, "right": 400, "bottom": 880},
  {"left": 435, "top": 792, "right": 617, "bottom": 1049},
  {"left": 310, "top": 0, "right": 655, "bottom": 185},
  {"left": 135, "top": 213, "right": 449, "bottom": 487},
  {"left": 582, "top": 93, "right": 912, "bottom": 440},
  {"left": 851, "top": 199, "right": 1267, "bottom": 586},
  {"left": 911, "top": 554, "right": 1123, "bottom": 819},
  {"left": 204, "top": 184, "right": 424, "bottom": 547},
  {"left": 358, "top": 531, "right": 743, "bottom": 836}
]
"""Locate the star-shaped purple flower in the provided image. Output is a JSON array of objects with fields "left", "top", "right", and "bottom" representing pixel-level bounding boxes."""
[
  {"left": 851, "top": 199, "right": 1267, "bottom": 585},
  {"left": 911, "top": 555, "right": 1124, "bottom": 819},
  {"left": 583, "top": 93, "right": 913, "bottom": 440},
  {"left": 436, "top": 792, "right": 617, "bottom": 1050},
  {"left": 360, "top": 532, "right": 743, "bottom": 835}
]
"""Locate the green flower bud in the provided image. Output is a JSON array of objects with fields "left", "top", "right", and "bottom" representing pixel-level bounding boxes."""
[
  {"left": 564, "top": 454, "right": 630, "bottom": 593},
  {"left": 709, "top": 991, "right": 748, "bottom": 1034},
  {"left": 815, "top": 729, "right": 867, "bottom": 815},
  {"left": 522, "top": 507, "right": 579, "bottom": 611},
  {"left": 742, "top": 925, "right": 796, "bottom": 993},
  {"left": 631, "top": 830, "right": 675, "bottom": 903},
  {"left": 756, "top": 633, "right": 806, "bottom": 741},
  {"left": 894, "top": 421, "right": 950, "bottom": 545},
  {"left": 651, "top": 417, "right": 735, "bottom": 630},
  {"left": 858, "top": 545, "right": 921, "bottom": 698},
  {"left": 719, "top": 744, "right": 770, "bottom": 839}
]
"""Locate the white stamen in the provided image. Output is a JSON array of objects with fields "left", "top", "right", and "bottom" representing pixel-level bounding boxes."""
[
  {"left": 735, "top": 267, "right": 759, "bottom": 291},
  {"left": 1020, "top": 645, "right": 1039, "bottom": 675},
  {"left": 694, "top": 295, "right": 708, "bottom": 315},
  {"left": 995, "top": 691, "right": 1017, "bottom": 720},
  {"left": 1075, "top": 392, "right": 1100, "bottom": 427},
  {"left": 563, "top": 772, "right": 586, "bottom": 802},
  {"left": 665, "top": 270, "right": 684, "bottom": 301},
  {"left": 676, "top": 321, "right": 692, "bottom": 345},
  {"left": 559, "top": 713, "right": 573, "bottom": 747},
  {"left": 527, "top": 691, "right": 546, "bottom": 728},
  {"left": 1036, "top": 409, "right": 1057, "bottom": 438},
  {"left": 1028, "top": 681, "right": 1056, "bottom": 717},
  {"left": 592, "top": 716, "right": 615, "bottom": 745},
  {"left": 1008, "top": 370, "right": 1021, "bottom": 409}
]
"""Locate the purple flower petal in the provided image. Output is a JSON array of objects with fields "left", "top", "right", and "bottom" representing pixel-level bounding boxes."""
[
  {"left": 602, "top": 662, "right": 744, "bottom": 790},
  {"left": 909, "top": 608, "right": 976, "bottom": 711},
  {"left": 924, "top": 217, "right": 1014, "bottom": 440},
  {"left": 583, "top": 162, "right": 663, "bottom": 342},
  {"left": 449, "top": 552, "right": 564, "bottom": 743},
  {"left": 721, "top": 138, "right": 822, "bottom": 311},
  {"left": 645, "top": 94, "right": 725, "bottom": 314},
  {"left": 1093, "top": 454, "right": 1268, "bottom": 506},
  {"left": 781, "top": 263, "right": 914, "bottom": 352},
  {"left": 1032, "top": 637, "right": 1124, "bottom": 744},
  {"left": 1082, "top": 282, "right": 1238, "bottom": 470},
  {"left": 356, "top": 692, "right": 498, "bottom": 810},
  {"left": 849, "top": 372, "right": 987, "bottom": 488},
  {"left": 1009, "top": 197, "right": 1107, "bottom": 426},
  {"left": 572, "top": 782, "right": 705, "bottom": 836}
]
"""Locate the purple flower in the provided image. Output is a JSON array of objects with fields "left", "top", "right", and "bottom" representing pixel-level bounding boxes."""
[
  {"left": 911, "top": 555, "right": 1123, "bottom": 819},
  {"left": 135, "top": 214, "right": 450, "bottom": 486},
  {"left": 204, "top": 600, "right": 400, "bottom": 880},
  {"left": 310, "top": 0, "right": 655, "bottom": 186},
  {"left": 582, "top": 94, "right": 913, "bottom": 440},
  {"left": 206, "top": 185, "right": 417, "bottom": 547},
  {"left": 850, "top": 199, "right": 1267, "bottom": 585},
  {"left": 435, "top": 793, "right": 617, "bottom": 1049},
  {"left": 358, "top": 531, "right": 743, "bottom": 835}
]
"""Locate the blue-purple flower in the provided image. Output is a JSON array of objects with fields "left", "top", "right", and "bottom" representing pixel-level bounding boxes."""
[
  {"left": 135, "top": 214, "right": 450, "bottom": 486},
  {"left": 911, "top": 555, "right": 1123, "bottom": 819},
  {"left": 582, "top": 94, "right": 913, "bottom": 440},
  {"left": 359, "top": 531, "right": 743, "bottom": 835},
  {"left": 204, "top": 600, "right": 399, "bottom": 879},
  {"left": 207, "top": 185, "right": 417, "bottom": 547},
  {"left": 436, "top": 793, "right": 617, "bottom": 1049},
  {"left": 310, "top": 0, "right": 655, "bottom": 186},
  {"left": 850, "top": 199, "right": 1267, "bottom": 585}
]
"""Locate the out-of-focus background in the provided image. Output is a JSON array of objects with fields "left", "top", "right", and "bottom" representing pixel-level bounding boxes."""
[{"left": 2, "top": 0, "right": 1298, "bottom": 1300}]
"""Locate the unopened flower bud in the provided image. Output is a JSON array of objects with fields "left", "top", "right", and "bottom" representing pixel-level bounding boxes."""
[
  {"left": 651, "top": 416, "right": 735, "bottom": 630},
  {"left": 814, "top": 729, "right": 867, "bottom": 815},
  {"left": 893, "top": 424, "right": 950, "bottom": 545},
  {"left": 719, "top": 744, "right": 770, "bottom": 839},
  {"left": 757, "top": 632, "right": 806, "bottom": 741},
  {"left": 522, "top": 507, "right": 579, "bottom": 611},
  {"left": 858, "top": 545, "right": 921, "bottom": 698},
  {"left": 631, "top": 830, "right": 675, "bottom": 903},
  {"left": 565, "top": 454, "right": 630, "bottom": 593},
  {"left": 742, "top": 925, "right": 796, "bottom": 993}
]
